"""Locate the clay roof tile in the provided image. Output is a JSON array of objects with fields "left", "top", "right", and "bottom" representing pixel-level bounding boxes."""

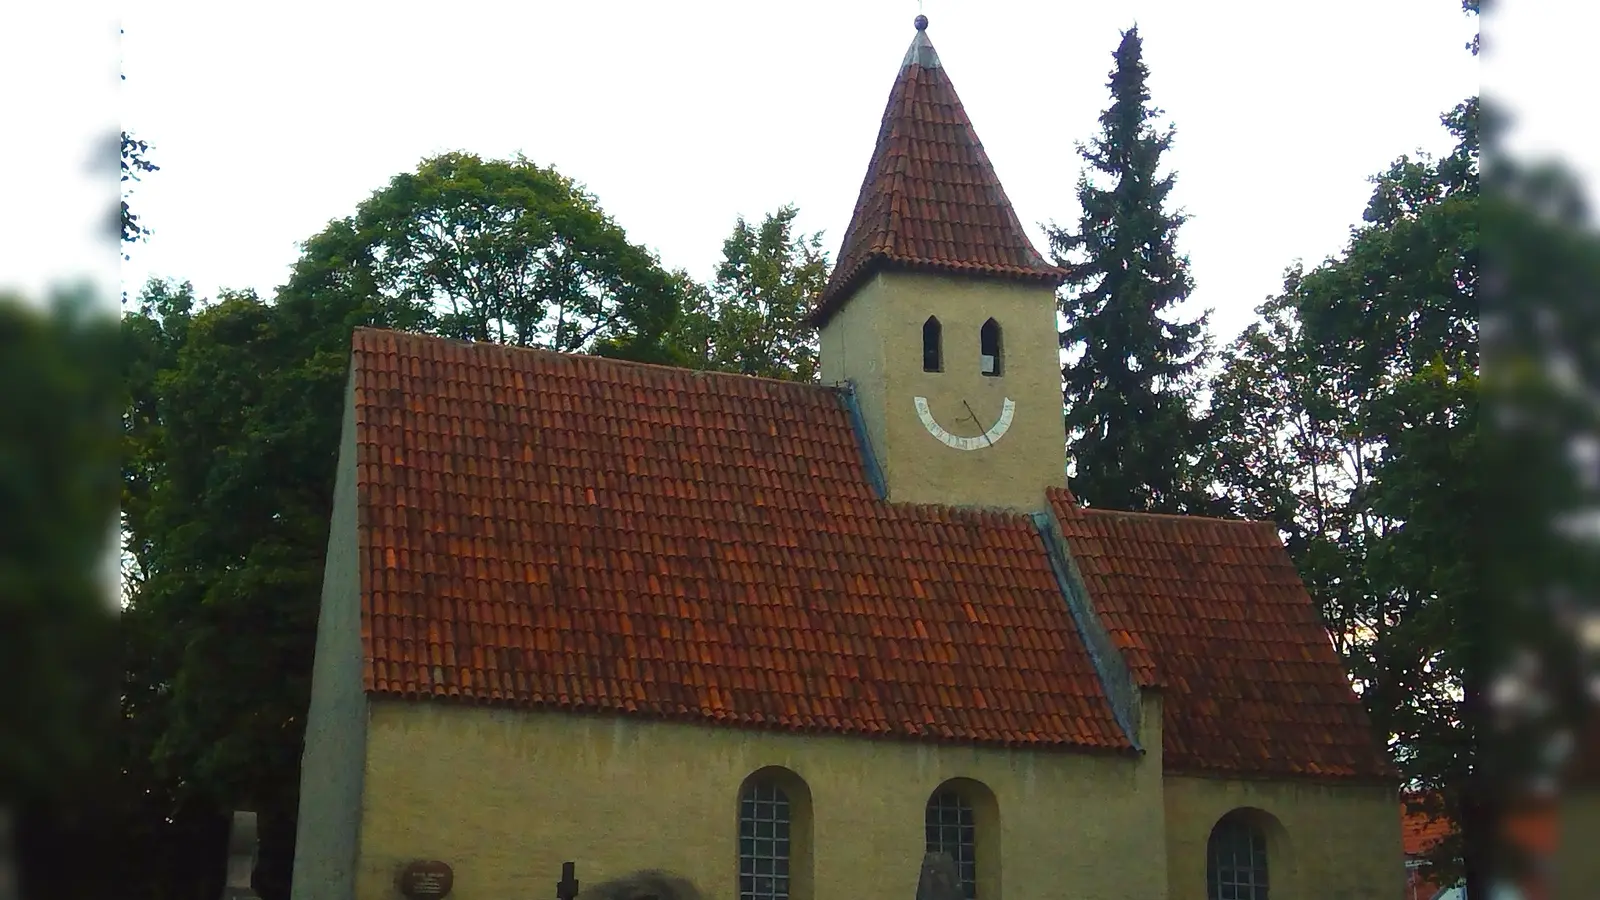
[
  {"left": 352, "top": 328, "right": 1128, "bottom": 753},
  {"left": 1046, "top": 488, "right": 1393, "bottom": 781}
]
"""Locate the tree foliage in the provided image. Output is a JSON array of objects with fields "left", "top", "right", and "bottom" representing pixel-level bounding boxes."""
[
  {"left": 1049, "top": 26, "right": 1212, "bottom": 514},
  {"left": 1474, "top": 141, "right": 1600, "bottom": 894},
  {"left": 119, "top": 153, "right": 688, "bottom": 899},
  {"left": 1207, "top": 97, "right": 1479, "bottom": 882},
  {"left": 121, "top": 131, "right": 159, "bottom": 249},
  {"left": 0, "top": 292, "right": 119, "bottom": 805},
  {"left": 0, "top": 292, "right": 122, "bottom": 899},
  {"left": 333, "top": 152, "right": 684, "bottom": 361},
  {"left": 671, "top": 205, "right": 827, "bottom": 381}
]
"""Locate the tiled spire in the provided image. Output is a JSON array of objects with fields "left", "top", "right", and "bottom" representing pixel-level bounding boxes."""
[{"left": 812, "top": 15, "right": 1066, "bottom": 326}]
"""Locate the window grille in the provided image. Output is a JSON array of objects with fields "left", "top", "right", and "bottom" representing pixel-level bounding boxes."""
[
  {"left": 739, "top": 781, "right": 792, "bottom": 900},
  {"left": 925, "top": 789, "right": 977, "bottom": 900},
  {"left": 1207, "top": 817, "right": 1268, "bottom": 900}
]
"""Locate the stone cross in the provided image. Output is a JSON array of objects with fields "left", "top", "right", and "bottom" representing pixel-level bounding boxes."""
[
  {"left": 915, "top": 851, "right": 963, "bottom": 900},
  {"left": 221, "top": 810, "right": 261, "bottom": 900},
  {"left": 557, "top": 861, "right": 580, "bottom": 900}
]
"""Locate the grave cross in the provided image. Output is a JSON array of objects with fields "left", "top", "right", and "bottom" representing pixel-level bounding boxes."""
[{"left": 556, "top": 861, "right": 580, "bottom": 900}]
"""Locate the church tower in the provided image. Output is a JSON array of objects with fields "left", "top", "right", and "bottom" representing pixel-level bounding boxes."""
[{"left": 814, "top": 16, "right": 1069, "bottom": 511}]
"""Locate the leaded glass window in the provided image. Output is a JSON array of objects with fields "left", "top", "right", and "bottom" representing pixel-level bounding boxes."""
[
  {"left": 1207, "top": 817, "right": 1268, "bottom": 900},
  {"left": 739, "top": 781, "right": 791, "bottom": 900},
  {"left": 925, "top": 789, "right": 977, "bottom": 900}
]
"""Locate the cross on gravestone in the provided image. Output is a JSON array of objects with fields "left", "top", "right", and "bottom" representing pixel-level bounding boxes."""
[
  {"left": 556, "top": 861, "right": 580, "bottom": 900},
  {"left": 915, "top": 851, "right": 963, "bottom": 900},
  {"left": 221, "top": 811, "right": 261, "bottom": 900}
]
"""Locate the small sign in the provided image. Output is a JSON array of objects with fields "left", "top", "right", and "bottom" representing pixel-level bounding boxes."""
[{"left": 397, "top": 860, "right": 454, "bottom": 899}]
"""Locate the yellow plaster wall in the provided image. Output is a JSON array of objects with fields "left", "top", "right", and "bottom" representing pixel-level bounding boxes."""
[
  {"left": 1162, "top": 775, "right": 1400, "bottom": 900},
  {"left": 818, "top": 271, "right": 1066, "bottom": 512},
  {"left": 354, "top": 699, "right": 1167, "bottom": 900}
]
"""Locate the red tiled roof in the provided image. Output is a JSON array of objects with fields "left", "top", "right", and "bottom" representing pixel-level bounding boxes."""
[
  {"left": 1402, "top": 796, "right": 1454, "bottom": 858},
  {"left": 1402, "top": 814, "right": 1448, "bottom": 900},
  {"left": 352, "top": 328, "right": 1129, "bottom": 751},
  {"left": 1048, "top": 489, "right": 1394, "bottom": 780},
  {"left": 1400, "top": 793, "right": 1562, "bottom": 900},
  {"left": 813, "top": 24, "right": 1066, "bottom": 326}
]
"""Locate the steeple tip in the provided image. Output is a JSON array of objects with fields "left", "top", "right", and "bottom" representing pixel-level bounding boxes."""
[{"left": 901, "top": 16, "right": 941, "bottom": 69}]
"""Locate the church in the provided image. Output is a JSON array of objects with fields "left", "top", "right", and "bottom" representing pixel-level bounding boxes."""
[{"left": 290, "top": 17, "right": 1401, "bottom": 900}]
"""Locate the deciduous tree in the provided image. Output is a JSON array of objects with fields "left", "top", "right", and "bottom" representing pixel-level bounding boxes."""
[
  {"left": 672, "top": 205, "right": 827, "bottom": 381},
  {"left": 332, "top": 152, "right": 684, "bottom": 360}
]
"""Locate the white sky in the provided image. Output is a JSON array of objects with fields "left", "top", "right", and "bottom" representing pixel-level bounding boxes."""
[{"left": 1, "top": 2, "right": 1588, "bottom": 345}]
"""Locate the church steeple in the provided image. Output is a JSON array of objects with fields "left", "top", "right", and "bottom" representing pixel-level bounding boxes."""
[
  {"left": 814, "top": 16, "right": 1069, "bottom": 512},
  {"left": 812, "top": 15, "right": 1065, "bottom": 327}
]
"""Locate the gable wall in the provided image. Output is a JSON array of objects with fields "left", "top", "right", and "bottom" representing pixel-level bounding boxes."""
[
  {"left": 353, "top": 698, "right": 1167, "bottom": 900},
  {"left": 1162, "top": 774, "right": 1399, "bottom": 900},
  {"left": 291, "top": 371, "right": 369, "bottom": 900}
]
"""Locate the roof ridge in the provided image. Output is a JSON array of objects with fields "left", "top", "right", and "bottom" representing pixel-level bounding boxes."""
[
  {"left": 353, "top": 327, "right": 842, "bottom": 395},
  {"left": 878, "top": 28, "right": 931, "bottom": 267},
  {"left": 1076, "top": 505, "right": 1280, "bottom": 529}
]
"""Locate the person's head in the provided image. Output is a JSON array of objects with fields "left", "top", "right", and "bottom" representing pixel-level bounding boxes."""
[{"left": 578, "top": 870, "right": 703, "bottom": 900}]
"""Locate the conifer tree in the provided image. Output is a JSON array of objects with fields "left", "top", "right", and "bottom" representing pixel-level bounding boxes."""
[{"left": 1049, "top": 26, "right": 1211, "bottom": 513}]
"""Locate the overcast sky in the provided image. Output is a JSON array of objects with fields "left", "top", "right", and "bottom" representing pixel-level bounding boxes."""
[{"left": 6, "top": 2, "right": 1585, "bottom": 344}]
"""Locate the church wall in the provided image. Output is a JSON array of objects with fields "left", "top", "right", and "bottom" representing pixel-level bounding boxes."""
[
  {"left": 820, "top": 270, "right": 1066, "bottom": 513},
  {"left": 818, "top": 275, "right": 888, "bottom": 477},
  {"left": 291, "top": 372, "right": 369, "bottom": 900},
  {"left": 353, "top": 699, "right": 1168, "bottom": 900},
  {"left": 1162, "top": 774, "right": 1399, "bottom": 900}
]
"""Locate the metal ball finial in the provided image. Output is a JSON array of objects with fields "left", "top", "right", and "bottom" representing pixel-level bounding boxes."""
[{"left": 914, "top": 14, "right": 928, "bottom": 31}]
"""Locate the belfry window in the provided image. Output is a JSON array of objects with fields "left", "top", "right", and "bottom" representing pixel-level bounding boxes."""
[
  {"left": 979, "top": 318, "right": 1002, "bottom": 376},
  {"left": 923, "top": 316, "right": 943, "bottom": 372}
]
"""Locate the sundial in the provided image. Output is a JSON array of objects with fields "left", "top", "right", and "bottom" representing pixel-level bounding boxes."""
[{"left": 913, "top": 396, "right": 1016, "bottom": 451}]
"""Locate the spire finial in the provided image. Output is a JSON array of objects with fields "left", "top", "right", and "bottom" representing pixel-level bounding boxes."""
[{"left": 914, "top": 14, "right": 928, "bottom": 31}]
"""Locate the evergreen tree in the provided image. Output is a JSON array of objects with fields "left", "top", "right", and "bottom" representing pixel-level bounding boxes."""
[{"left": 1048, "top": 26, "right": 1211, "bottom": 514}]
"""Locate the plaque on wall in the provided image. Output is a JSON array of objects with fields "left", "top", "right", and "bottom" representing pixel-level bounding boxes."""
[{"left": 397, "top": 860, "right": 454, "bottom": 899}]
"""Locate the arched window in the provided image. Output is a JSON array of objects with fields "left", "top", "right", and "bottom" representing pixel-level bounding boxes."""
[
  {"left": 979, "top": 319, "right": 1002, "bottom": 376},
  {"left": 923, "top": 316, "right": 943, "bottom": 372},
  {"left": 1207, "top": 812, "right": 1269, "bottom": 900},
  {"left": 925, "top": 788, "right": 978, "bottom": 900},
  {"left": 738, "top": 768, "right": 813, "bottom": 900}
]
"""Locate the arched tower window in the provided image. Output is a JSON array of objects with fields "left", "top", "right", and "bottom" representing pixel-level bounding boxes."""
[
  {"left": 923, "top": 316, "right": 943, "bottom": 372},
  {"left": 925, "top": 779, "right": 998, "bottom": 900},
  {"left": 737, "top": 768, "right": 813, "bottom": 900},
  {"left": 1207, "top": 811, "right": 1269, "bottom": 900},
  {"left": 979, "top": 318, "right": 1002, "bottom": 376}
]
